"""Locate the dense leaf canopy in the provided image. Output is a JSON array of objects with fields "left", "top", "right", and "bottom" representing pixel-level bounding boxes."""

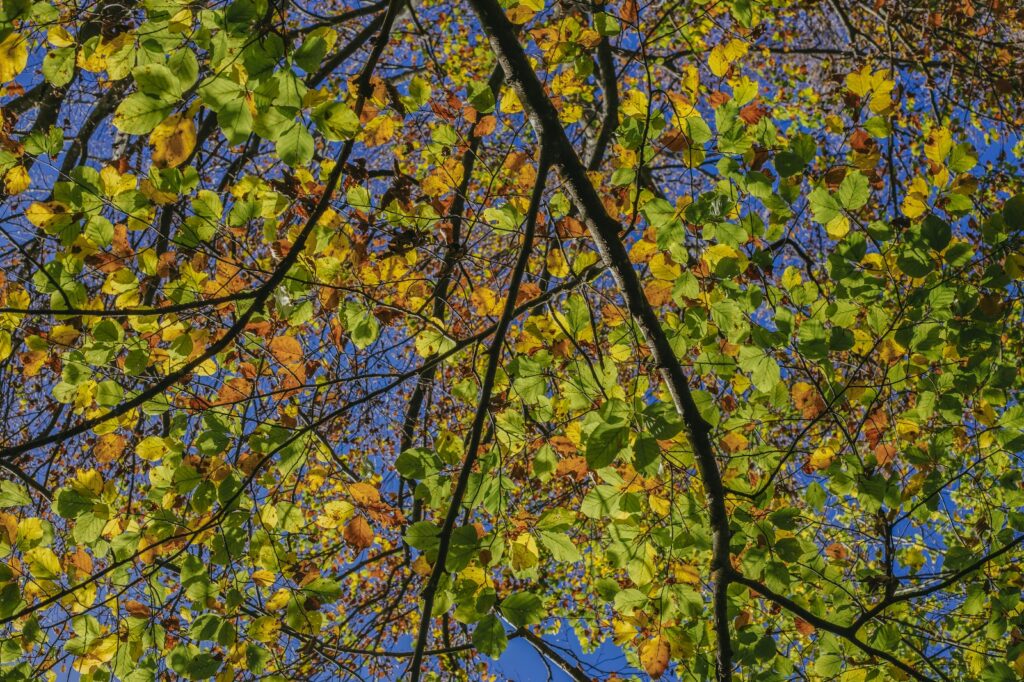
[{"left": 0, "top": 0, "right": 1023, "bottom": 679}]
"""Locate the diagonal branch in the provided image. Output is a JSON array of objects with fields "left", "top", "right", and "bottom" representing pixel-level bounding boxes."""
[
  {"left": 409, "top": 150, "right": 551, "bottom": 680},
  {"left": 464, "top": 0, "right": 734, "bottom": 677},
  {"left": 728, "top": 569, "right": 932, "bottom": 681}
]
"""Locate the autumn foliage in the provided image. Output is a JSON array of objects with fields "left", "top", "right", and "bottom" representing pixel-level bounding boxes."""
[{"left": 0, "top": 0, "right": 1023, "bottom": 679}]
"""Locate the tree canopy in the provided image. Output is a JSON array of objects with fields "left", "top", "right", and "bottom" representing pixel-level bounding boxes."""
[{"left": 0, "top": 0, "right": 1023, "bottom": 679}]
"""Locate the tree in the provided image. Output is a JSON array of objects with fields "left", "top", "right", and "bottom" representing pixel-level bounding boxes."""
[{"left": 0, "top": 0, "right": 1022, "bottom": 678}]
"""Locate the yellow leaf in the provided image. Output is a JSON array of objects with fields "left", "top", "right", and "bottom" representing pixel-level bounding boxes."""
[
  {"left": 4, "top": 166, "right": 29, "bottom": 194},
  {"left": 422, "top": 156, "right": 465, "bottom": 197},
  {"left": 510, "top": 532, "right": 539, "bottom": 571},
  {"left": 361, "top": 116, "right": 395, "bottom": 147},
  {"left": 317, "top": 500, "right": 355, "bottom": 529},
  {"left": 266, "top": 589, "right": 291, "bottom": 611},
  {"left": 901, "top": 176, "right": 929, "bottom": 219},
  {"left": 621, "top": 89, "right": 649, "bottom": 118},
  {"left": 249, "top": 615, "right": 281, "bottom": 642},
  {"left": 781, "top": 265, "right": 802, "bottom": 289},
  {"left": 0, "top": 33, "right": 28, "bottom": 83},
  {"left": 25, "top": 201, "right": 71, "bottom": 231},
  {"left": 100, "top": 166, "right": 136, "bottom": 196},
  {"left": 825, "top": 214, "right": 850, "bottom": 240},
  {"left": 720, "top": 431, "right": 748, "bottom": 454},
  {"left": 149, "top": 114, "right": 197, "bottom": 169},
  {"left": 674, "top": 563, "right": 701, "bottom": 585},
  {"left": 649, "top": 253, "right": 681, "bottom": 281},
  {"left": 471, "top": 288, "right": 501, "bottom": 316},
  {"left": 72, "top": 469, "right": 104, "bottom": 496},
  {"left": 507, "top": 0, "right": 544, "bottom": 24},
  {"left": 546, "top": 249, "right": 570, "bottom": 278},
  {"left": 649, "top": 494, "right": 670, "bottom": 516},
  {"left": 48, "top": 27, "right": 75, "bottom": 47},
  {"left": 639, "top": 635, "right": 671, "bottom": 679},
  {"left": 251, "top": 569, "right": 276, "bottom": 587},
  {"left": 137, "top": 436, "right": 168, "bottom": 461},
  {"left": 925, "top": 127, "right": 952, "bottom": 164},
  {"left": 702, "top": 243, "right": 746, "bottom": 271},
  {"left": 74, "top": 635, "right": 117, "bottom": 675},
  {"left": 708, "top": 39, "right": 747, "bottom": 78},
  {"left": 809, "top": 444, "right": 837, "bottom": 470},
  {"left": 25, "top": 547, "right": 62, "bottom": 579}
]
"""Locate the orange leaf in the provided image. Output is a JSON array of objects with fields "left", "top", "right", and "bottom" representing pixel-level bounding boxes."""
[
  {"left": 344, "top": 516, "right": 374, "bottom": 550},
  {"left": 269, "top": 336, "right": 303, "bottom": 365},
  {"left": 639, "top": 635, "right": 670, "bottom": 679},
  {"left": 795, "top": 618, "right": 815, "bottom": 636},
  {"left": 874, "top": 442, "right": 898, "bottom": 467}
]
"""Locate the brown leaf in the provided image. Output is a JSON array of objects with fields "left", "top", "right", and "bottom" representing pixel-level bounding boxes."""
[
  {"left": 794, "top": 618, "right": 815, "bottom": 636},
  {"left": 850, "top": 129, "right": 874, "bottom": 153},
  {"left": 863, "top": 409, "right": 888, "bottom": 448},
  {"left": 269, "top": 335, "right": 303, "bottom": 365},
  {"left": 70, "top": 547, "right": 93, "bottom": 576},
  {"left": 515, "top": 282, "right": 542, "bottom": 306},
  {"left": 473, "top": 115, "right": 497, "bottom": 137},
  {"left": 873, "top": 442, "right": 898, "bottom": 467},
  {"left": 639, "top": 635, "right": 670, "bottom": 679},
  {"left": 556, "top": 456, "right": 588, "bottom": 481},
  {"left": 620, "top": 0, "right": 638, "bottom": 23},
  {"left": 343, "top": 516, "right": 374, "bottom": 550},
  {"left": 824, "top": 167, "right": 847, "bottom": 190},
  {"left": 791, "top": 382, "right": 825, "bottom": 420},
  {"left": 215, "top": 377, "right": 252, "bottom": 405},
  {"left": 124, "top": 600, "right": 152, "bottom": 618},
  {"left": 95, "top": 433, "right": 126, "bottom": 463},
  {"left": 720, "top": 431, "right": 749, "bottom": 454},
  {"left": 825, "top": 543, "right": 849, "bottom": 561},
  {"left": 734, "top": 610, "right": 753, "bottom": 629},
  {"left": 739, "top": 103, "right": 767, "bottom": 125},
  {"left": 709, "top": 91, "right": 731, "bottom": 108}
]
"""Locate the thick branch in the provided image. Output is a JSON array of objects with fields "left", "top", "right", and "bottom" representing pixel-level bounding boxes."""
[
  {"left": 409, "top": 152, "right": 550, "bottom": 679},
  {"left": 465, "top": 0, "right": 734, "bottom": 677}
]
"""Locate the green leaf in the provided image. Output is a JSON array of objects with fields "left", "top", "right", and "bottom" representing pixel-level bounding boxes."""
[
  {"left": 133, "top": 64, "right": 182, "bottom": 99},
  {"left": 585, "top": 410, "right": 629, "bottom": 469},
  {"left": 313, "top": 101, "right": 360, "bottom": 141},
  {"left": 537, "top": 530, "right": 581, "bottom": 562},
  {"left": 808, "top": 186, "right": 841, "bottom": 225},
  {"left": 1003, "top": 195, "right": 1024, "bottom": 231},
  {"left": 96, "top": 380, "right": 124, "bottom": 407},
  {"left": 0, "top": 481, "right": 30, "bottom": 507},
  {"left": 472, "top": 614, "right": 508, "bottom": 658},
  {"left": 396, "top": 447, "right": 440, "bottom": 480},
  {"left": 501, "top": 592, "right": 544, "bottom": 627},
  {"left": 405, "top": 521, "right": 441, "bottom": 554},
  {"left": 594, "top": 12, "right": 620, "bottom": 35},
  {"left": 836, "top": 171, "right": 869, "bottom": 211},
  {"left": 113, "top": 93, "right": 173, "bottom": 134},
  {"left": 920, "top": 214, "right": 952, "bottom": 251},
  {"left": 54, "top": 488, "right": 94, "bottom": 518},
  {"left": 813, "top": 652, "right": 843, "bottom": 676},
  {"left": 42, "top": 47, "right": 74, "bottom": 86},
  {"left": 774, "top": 151, "right": 804, "bottom": 177},
  {"left": 343, "top": 302, "right": 379, "bottom": 349},
  {"left": 276, "top": 121, "right": 314, "bottom": 167},
  {"left": 190, "top": 613, "right": 236, "bottom": 645},
  {"left": 738, "top": 346, "right": 780, "bottom": 391}
]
